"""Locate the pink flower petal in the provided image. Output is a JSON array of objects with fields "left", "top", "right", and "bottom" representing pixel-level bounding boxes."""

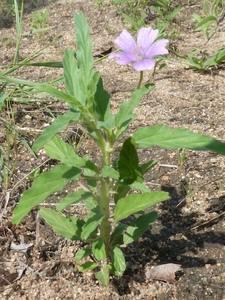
[
  {"left": 109, "top": 51, "right": 133, "bottom": 65},
  {"left": 146, "top": 39, "right": 169, "bottom": 58},
  {"left": 137, "top": 27, "right": 159, "bottom": 52},
  {"left": 114, "top": 30, "right": 136, "bottom": 53},
  {"left": 132, "top": 59, "right": 155, "bottom": 71}
]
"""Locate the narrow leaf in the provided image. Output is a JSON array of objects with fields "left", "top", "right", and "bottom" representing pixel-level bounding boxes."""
[
  {"left": 27, "top": 61, "right": 63, "bottom": 68},
  {"left": 95, "top": 265, "right": 110, "bottom": 286},
  {"left": 115, "top": 84, "right": 154, "bottom": 136},
  {"left": 92, "top": 239, "right": 107, "bottom": 261},
  {"left": 39, "top": 208, "right": 78, "bottom": 240},
  {"left": 75, "top": 12, "right": 94, "bottom": 84},
  {"left": 111, "top": 211, "right": 157, "bottom": 246},
  {"left": 132, "top": 125, "right": 225, "bottom": 155},
  {"left": 123, "top": 211, "right": 158, "bottom": 244},
  {"left": 114, "top": 192, "right": 169, "bottom": 222},
  {"left": 101, "top": 166, "right": 119, "bottom": 180},
  {"left": 118, "top": 138, "right": 141, "bottom": 184},
  {"left": 35, "top": 84, "right": 82, "bottom": 108},
  {"left": 93, "top": 77, "right": 111, "bottom": 122},
  {"left": 63, "top": 49, "right": 83, "bottom": 101},
  {"left": 140, "top": 160, "right": 157, "bottom": 174},
  {"left": 56, "top": 190, "right": 91, "bottom": 211},
  {"left": 44, "top": 135, "right": 86, "bottom": 167},
  {"left": 112, "top": 247, "right": 126, "bottom": 277},
  {"left": 32, "top": 110, "right": 80, "bottom": 152},
  {"left": 12, "top": 165, "right": 80, "bottom": 224},
  {"left": 81, "top": 208, "right": 103, "bottom": 240},
  {"left": 75, "top": 248, "right": 91, "bottom": 262},
  {"left": 78, "top": 261, "right": 98, "bottom": 272},
  {"left": 0, "top": 74, "right": 81, "bottom": 108},
  {"left": 130, "top": 181, "right": 151, "bottom": 192}
]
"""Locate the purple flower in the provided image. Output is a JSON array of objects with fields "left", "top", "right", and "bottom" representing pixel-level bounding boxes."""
[{"left": 109, "top": 28, "right": 169, "bottom": 71}]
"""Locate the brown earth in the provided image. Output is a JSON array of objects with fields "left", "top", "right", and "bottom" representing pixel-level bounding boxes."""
[{"left": 0, "top": 0, "right": 225, "bottom": 299}]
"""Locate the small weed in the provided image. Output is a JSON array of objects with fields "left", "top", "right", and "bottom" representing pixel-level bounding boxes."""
[
  {"left": 110, "top": 0, "right": 181, "bottom": 37},
  {"left": 13, "top": 0, "right": 24, "bottom": 64},
  {"left": 147, "top": 0, "right": 181, "bottom": 36},
  {"left": 187, "top": 48, "right": 225, "bottom": 72},
  {"left": 31, "top": 9, "right": 49, "bottom": 35},
  {"left": 193, "top": 0, "right": 225, "bottom": 40},
  {"left": 112, "top": 0, "right": 149, "bottom": 31}
]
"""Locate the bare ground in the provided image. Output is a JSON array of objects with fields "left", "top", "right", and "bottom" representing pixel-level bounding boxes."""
[{"left": 0, "top": 0, "right": 225, "bottom": 299}]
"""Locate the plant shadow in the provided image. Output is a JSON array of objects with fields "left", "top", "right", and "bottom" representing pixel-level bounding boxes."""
[
  {"left": 0, "top": 0, "right": 54, "bottom": 29},
  {"left": 113, "top": 184, "right": 225, "bottom": 295}
]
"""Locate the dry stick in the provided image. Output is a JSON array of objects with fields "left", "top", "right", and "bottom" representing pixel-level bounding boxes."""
[
  {"left": 191, "top": 211, "right": 225, "bottom": 231},
  {"left": 35, "top": 212, "right": 40, "bottom": 246},
  {"left": 0, "top": 192, "right": 10, "bottom": 222},
  {"left": 11, "top": 158, "right": 50, "bottom": 192},
  {"left": 159, "top": 164, "right": 178, "bottom": 169},
  {"left": 15, "top": 126, "right": 42, "bottom": 133}
]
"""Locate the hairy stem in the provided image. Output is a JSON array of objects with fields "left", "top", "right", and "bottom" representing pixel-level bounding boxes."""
[
  {"left": 137, "top": 71, "right": 144, "bottom": 88},
  {"left": 99, "top": 142, "right": 112, "bottom": 258}
]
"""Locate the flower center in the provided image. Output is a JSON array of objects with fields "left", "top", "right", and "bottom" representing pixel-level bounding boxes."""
[{"left": 134, "top": 46, "right": 145, "bottom": 61}]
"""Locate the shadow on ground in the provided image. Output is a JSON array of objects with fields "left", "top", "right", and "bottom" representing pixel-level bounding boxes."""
[
  {"left": 0, "top": 0, "right": 54, "bottom": 29},
  {"left": 113, "top": 185, "right": 225, "bottom": 296}
]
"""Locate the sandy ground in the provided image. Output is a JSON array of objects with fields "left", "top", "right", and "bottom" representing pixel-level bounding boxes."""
[{"left": 0, "top": 0, "right": 225, "bottom": 299}]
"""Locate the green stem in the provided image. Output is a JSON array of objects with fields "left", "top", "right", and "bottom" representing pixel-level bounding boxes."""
[
  {"left": 84, "top": 112, "right": 113, "bottom": 257},
  {"left": 98, "top": 142, "right": 112, "bottom": 258},
  {"left": 137, "top": 71, "right": 144, "bottom": 89},
  {"left": 99, "top": 178, "right": 111, "bottom": 257}
]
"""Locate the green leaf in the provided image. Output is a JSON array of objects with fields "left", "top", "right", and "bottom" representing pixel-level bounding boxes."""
[
  {"left": 78, "top": 261, "right": 98, "bottom": 272},
  {"left": 75, "top": 12, "right": 94, "bottom": 85},
  {"left": 74, "top": 13, "right": 97, "bottom": 102},
  {"left": 81, "top": 208, "right": 103, "bottom": 240},
  {"left": 115, "top": 84, "right": 154, "bottom": 137},
  {"left": 93, "top": 77, "right": 111, "bottom": 122},
  {"left": 111, "top": 211, "right": 157, "bottom": 246},
  {"left": 92, "top": 239, "right": 107, "bottom": 261},
  {"left": 56, "top": 190, "right": 91, "bottom": 211},
  {"left": 35, "top": 83, "right": 82, "bottom": 108},
  {"left": 75, "top": 248, "right": 91, "bottom": 262},
  {"left": 114, "top": 192, "right": 169, "bottom": 222},
  {"left": 132, "top": 125, "right": 225, "bottom": 155},
  {"left": 39, "top": 208, "right": 79, "bottom": 240},
  {"left": 95, "top": 265, "right": 110, "bottom": 286},
  {"left": 215, "top": 48, "right": 225, "bottom": 64},
  {"left": 101, "top": 166, "right": 119, "bottom": 180},
  {"left": 12, "top": 164, "right": 80, "bottom": 224},
  {"left": 0, "top": 74, "right": 81, "bottom": 108},
  {"left": 140, "top": 160, "right": 157, "bottom": 174},
  {"left": 110, "top": 223, "right": 127, "bottom": 246},
  {"left": 196, "top": 15, "right": 217, "bottom": 31},
  {"left": 63, "top": 49, "right": 84, "bottom": 102},
  {"left": 0, "top": 89, "right": 8, "bottom": 111},
  {"left": 130, "top": 181, "right": 151, "bottom": 193},
  {"left": 118, "top": 138, "right": 141, "bottom": 184},
  {"left": 123, "top": 211, "right": 158, "bottom": 244},
  {"left": 32, "top": 110, "right": 80, "bottom": 152},
  {"left": 114, "top": 183, "right": 130, "bottom": 203},
  {"left": 27, "top": 61, "right": 63, "bottom": 68},
  {"left": 44, "top": 135, "right": 86, "bottom": 167},
  {"left": 112, "top": 247, "right": 126, "bottom": 277}
]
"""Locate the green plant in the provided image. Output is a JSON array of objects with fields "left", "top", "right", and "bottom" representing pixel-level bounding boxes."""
[
  {"left": 112, "top": 0, "right": 149, "bottom": 31},
  {"left": 31, "top": 9, "right": 49, "bottom": 34},
  {"left": 193, "top": 0, "right": 225, "bottom": 40},
  {"left": 2, "top": 13, "right": 225, "bottom": 286},
  {"left": 187, "top": 47, "right": 225, "bottom": 72},
  {"left": 0, "top": 146, "right": 9, "bottom": 190},
  {"left": 13, "top": 0, "right": 24, "bottom": 64},
  {"left": 148, "top": 0, "right": 181, "bottom": 36},
  {"left": 95, "top": 0, "right": 105, "bottom": 7}
]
